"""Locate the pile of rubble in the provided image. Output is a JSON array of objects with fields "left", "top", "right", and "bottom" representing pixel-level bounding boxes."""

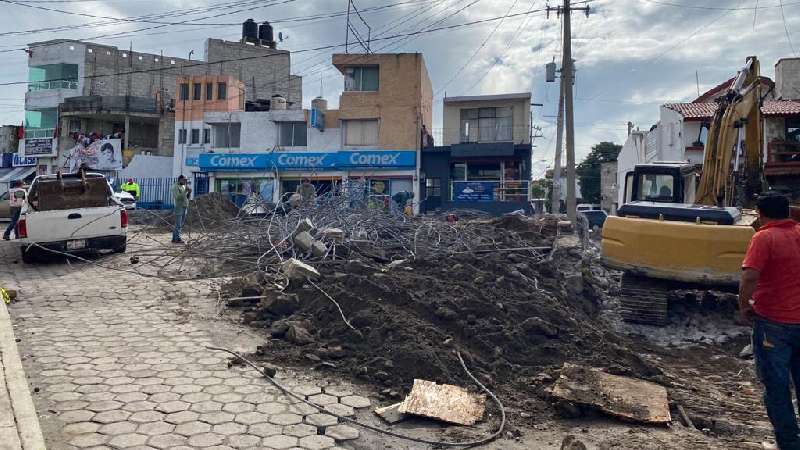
[{"left": 199, "top": 197, "right": 657, "bottom": 419}]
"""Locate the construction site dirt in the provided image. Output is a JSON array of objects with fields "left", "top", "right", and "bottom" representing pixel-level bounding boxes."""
[{"left": 126, "top": 197, "right": 773, "bottom": 449}]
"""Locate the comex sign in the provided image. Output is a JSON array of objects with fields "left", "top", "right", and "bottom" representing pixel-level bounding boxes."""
[{"left": 199, "top": 151, "right": 415, "bottom": 171}]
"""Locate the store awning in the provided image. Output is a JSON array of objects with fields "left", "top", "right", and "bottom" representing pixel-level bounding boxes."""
[{"left": 0, "top": 166, "right": 36, "bottom": 184}]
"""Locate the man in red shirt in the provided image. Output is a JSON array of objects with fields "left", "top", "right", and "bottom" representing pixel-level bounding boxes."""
[{"left": 740, "top": 192, "right": 800, "bottom": 450}]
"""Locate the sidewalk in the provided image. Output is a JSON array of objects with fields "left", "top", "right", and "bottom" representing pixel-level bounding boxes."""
[{"left": 0, "top": 295, "right": 46, "bottom": 450}]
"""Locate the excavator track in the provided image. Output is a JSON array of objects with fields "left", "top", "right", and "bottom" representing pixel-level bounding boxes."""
[{"left": 619, "top": 274, "right": 670, "bottom": 325}]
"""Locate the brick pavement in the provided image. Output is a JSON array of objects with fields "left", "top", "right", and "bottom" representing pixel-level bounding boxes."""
[{"left": 0, "top": 240, "right": 368, "bottom": 450}]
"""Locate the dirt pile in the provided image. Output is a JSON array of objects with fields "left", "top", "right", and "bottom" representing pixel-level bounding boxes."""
[{"left": 223, "top": 215, "right": 659, "bottom": 413}]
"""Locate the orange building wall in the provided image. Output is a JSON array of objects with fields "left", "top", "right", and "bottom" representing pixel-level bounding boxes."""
[{"left": 175, "top": 75, "right": 244, "bottom": 122}]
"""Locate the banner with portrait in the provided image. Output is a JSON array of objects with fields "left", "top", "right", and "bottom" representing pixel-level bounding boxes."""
[{"left": 67, "top": 139, "right": 122, "bottom": 172}]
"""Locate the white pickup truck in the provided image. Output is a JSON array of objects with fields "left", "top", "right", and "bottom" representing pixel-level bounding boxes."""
[{"left": 17, "top": 172, "right": 128, "bottom": 263}]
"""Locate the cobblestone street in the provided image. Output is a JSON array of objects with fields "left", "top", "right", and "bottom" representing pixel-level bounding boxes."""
[{"left": 0, "top": 239, "right": 368, "bottom": 450}]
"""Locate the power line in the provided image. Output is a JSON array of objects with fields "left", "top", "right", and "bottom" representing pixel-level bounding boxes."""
[
  {"left": 0, "top": 8, "right": 552, "bottom": 86},
  {"left": 435, "top": 0, "right": 522, "bottom": 97},
  {"left": 640, "top": 0, "right": 800, "bottom": 10},
  {"left": 778, "top": 0, "right": 798, "bottom": 56}
]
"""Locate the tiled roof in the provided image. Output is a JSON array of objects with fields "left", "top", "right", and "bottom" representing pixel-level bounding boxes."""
[
  {"left": 663, "top": 102, "right": 719, "bottom": 120},
  {"left": 693, "top": 76, "right": 774, "bottom": 102},
  {"left": 761, "top": 100, "right": 800, "bottom": 116}
]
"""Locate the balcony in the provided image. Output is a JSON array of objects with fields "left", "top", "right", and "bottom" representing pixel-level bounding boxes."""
[
  {"left": 450, "top": 180, "right": 530, "bottom": 202},
  {"left": 28, "top": 80, "right": 78, "bottom": 91},
  {"left": 765, "top": 140, "right": 800, "bottom": 177},
  {"left": 24, "top": 128, "right": 56, "bottom": 139}
]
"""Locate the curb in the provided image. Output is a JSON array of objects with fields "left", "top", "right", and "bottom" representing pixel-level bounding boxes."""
[{"left": 0, "top": 298, "right": 46, "bottom": 450}]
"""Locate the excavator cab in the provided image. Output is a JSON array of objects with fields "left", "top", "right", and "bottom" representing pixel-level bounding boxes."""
[{"left": 621, "top": 162, "right": 698, "bottom": 205}]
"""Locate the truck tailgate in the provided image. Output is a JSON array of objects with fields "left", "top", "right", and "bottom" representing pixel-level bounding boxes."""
[{"left": 25, "top": 206, "right": 123, "bottom": 242}]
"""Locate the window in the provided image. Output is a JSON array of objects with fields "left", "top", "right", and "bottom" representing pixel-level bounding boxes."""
[
  {"left": 192, "top": 83, "right": 201, "bottom": 101},
  {"left": 206, "top": 83, "right": 213, "bottom": 101},
  {"left": 190, "top": 129, "right": 200, "bottom": 144},
  {"left": 638, "top": 174, "right": 675, "bottom": 202},
  {"left": 213, "top": 123, "right": 241, "bottom": 148},
  {"left": 178, "top": 129, "right": 187, "bottom": 144},
  {"left": 343, "top": 119, "right": 379, "bottom": 146},
  {"left": 27, "top": 63, "right": 79, "bottom": 90},
  {"left": 344, "top": 66, "right": 379, "bottom": 91},
  {"left": 278, "top": 122, "right": 307, "bottom": 147},
  {"left": 787, "top": 118, "right": 800, "bottom": 142},
  {"left": 426, "top": 178, "right": 441, "bottom": 197},
  {"left": 203, "top": 129, "right": 210, "bottom": 144},
  {"left": 460, "top": 107, "right": 513, "bottom": 142},
  {"left": 179, "top": 83, "right": 189, "bottom": 100},
  {"left": 217, "top": 82, "right": 227, "bottom": 100}
]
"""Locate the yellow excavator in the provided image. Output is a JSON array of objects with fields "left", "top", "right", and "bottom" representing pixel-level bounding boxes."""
[{"left": 601, "top": 56, "right": 776, "bottom": 325}]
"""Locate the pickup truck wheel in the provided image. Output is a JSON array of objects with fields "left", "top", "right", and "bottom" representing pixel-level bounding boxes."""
[
  {"left": 20, "top": 247, "right": 37, "bottom": 264},
  {"left": 112, "top": 244, "right": 126, "bottom": 254}
]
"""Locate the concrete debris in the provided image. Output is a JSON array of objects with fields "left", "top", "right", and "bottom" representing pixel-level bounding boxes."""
[
  {"left": 281, "top": 258, "right": 320, "bottom": 281},
  {"left": 293, "top": 231, "right": 315, "bottom": 253},
  {"left": 374, "top": 402, "right": 408, "bottom": 424},
  {"left": 318, "top": 227, "right": 344, "bottom": 242},
  {"left": 285, "top": 322, "right": 315, "bottom": 345},
  {"left": 311, "top": 241, "right": 328, "bottom": 258},
  {"left": 293, "top": 217, "right": 315, "bottom": 236},
  {"left": 551, "top": 363, "right": 671, "bottom": 424},
  {"left": 397, "top": 379, "right": 486, "bottom": 426},
  {"left": 261, "top": 293, "right": 300, "bottom": 316}
]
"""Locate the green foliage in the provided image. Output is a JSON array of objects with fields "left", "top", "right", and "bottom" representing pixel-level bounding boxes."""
[{"left": 577, "top": 141, "right": 622, "bottom": 203}]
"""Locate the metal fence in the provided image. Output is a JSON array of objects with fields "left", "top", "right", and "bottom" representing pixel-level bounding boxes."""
[{"left": 113, "top": 177, "right": 176, "bottom": 210}]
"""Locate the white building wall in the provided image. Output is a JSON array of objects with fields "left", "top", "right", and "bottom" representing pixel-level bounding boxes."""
[
  {"left": 616, "top": 131, "right": 647, "bottom": 207},
  {"left": 657, "top": 106, "right": 685, "bottom": 162}
]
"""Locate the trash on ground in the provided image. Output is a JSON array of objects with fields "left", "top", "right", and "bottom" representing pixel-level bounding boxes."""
[{"left": 396, "top": 378, "right": 486, "bottom": 426}]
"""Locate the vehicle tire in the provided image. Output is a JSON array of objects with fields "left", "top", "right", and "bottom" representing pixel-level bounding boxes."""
[
  {"left": 20, "top": 247, "right": 37, "bottom": 264},
  {"left": 112, "top": 244, "right": 126, "bottom": 254}
]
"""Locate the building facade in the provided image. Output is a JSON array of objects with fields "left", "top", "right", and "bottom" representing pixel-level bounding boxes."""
[
  {"left": 761, "top": 58, "right": 800, "bottom": 200},
  {"left": 600, "top": 161, "right": 618, "bottom": 214},
  {"left": 21, "top": 31, "right": 300, "bottom": 176},
  {"left": 420, "top": 93, "right": 533, "bottom": 214},
  {"left": 187, "top": 53, "right": 432, "bottom": 213}
]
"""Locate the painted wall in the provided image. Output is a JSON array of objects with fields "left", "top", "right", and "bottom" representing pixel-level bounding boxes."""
[
  {"left": 25, "top": 41, "right": 85, "bottom": 111},
  {"left": 332, "top": 53, "right": 431, "bottom": 150},
  {"left": 600, "top": 161, "right": 618, "bottom": 214},
  {"left": 120, "top": 155, "right": 173, "bottom": 179},
  {"left": 441, "top": 97, "right": 531, "bottom": 146}
]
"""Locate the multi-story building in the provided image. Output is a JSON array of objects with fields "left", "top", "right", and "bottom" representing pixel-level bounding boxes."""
[
  {"left": 761, "top": 57, "right": 800, "bottom": 200},
  {"left": 192, "top": 53, "right": 432, "bottom": 213},
  {"left": 20, "top": 24, "right": 301, "bottom": 175},
  {"left": 420, "top": 93, "right": 533, "bottom": 214}
]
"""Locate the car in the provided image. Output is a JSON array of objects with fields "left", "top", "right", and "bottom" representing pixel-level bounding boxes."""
[
  {"left": 580, "top": 209, "right": 608, "bottom": 229},
  {"left": 17, "top": 173, "right": 127, "bottom": 263},
  {"left": 108, "top": 182, "right": 136, "bottom": 210},
  {"left": 576, "top": 203, "right": 602, "bottom": 212}
]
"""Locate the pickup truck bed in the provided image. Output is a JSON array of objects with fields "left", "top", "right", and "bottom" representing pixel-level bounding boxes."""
[{"left": 18, "top": 172, "right": 127, "bottom": 262}]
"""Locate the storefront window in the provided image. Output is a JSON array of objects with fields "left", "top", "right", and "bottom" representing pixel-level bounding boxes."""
[
  {"left": 451, "top": 163, "right": 467, "bottom": 181},
  {"left": 216, "top": 178, "right": 274, "bottom": 207},
  {"left": 467, "top": 163, "right": 501, "bottom": 180}
]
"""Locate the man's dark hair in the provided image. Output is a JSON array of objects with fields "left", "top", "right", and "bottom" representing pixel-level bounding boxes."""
[
  {"left": 177, "top": 175, "right": 187, "bottom": 181},
  {"left": 13, "top": 180, "right": 23, "bottom": 187},
  {"left": 757, "top": 192, "right": 790, "bottom": 219}
]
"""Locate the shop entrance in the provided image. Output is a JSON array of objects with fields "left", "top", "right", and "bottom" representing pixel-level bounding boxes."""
[{"left": 280, "top": 177, "right": 340, "bottom": 201}]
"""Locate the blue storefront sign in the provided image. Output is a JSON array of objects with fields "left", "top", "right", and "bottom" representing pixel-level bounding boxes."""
[
  {"left": 453, "top": 181, "right": 495, "bottom": 202},
  {"left": 199, "top": 150, "right": 416, "bottom": 171},
  {"left": 12, "top": 154, "right": 37, "bottom": 167}
]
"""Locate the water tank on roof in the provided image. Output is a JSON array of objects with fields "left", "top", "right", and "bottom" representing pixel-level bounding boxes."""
[
  {"left": 258, "top": 22, "right": 274, "bottom": 44},
  {"left": 271, "top": 95, "right": 287, "bottom": 110},
  {"left": 311, "top": 97, "right": 327, "bottom": 111},
  {"left": 242, "top": 19, "right": 258, "bottom": 41}
]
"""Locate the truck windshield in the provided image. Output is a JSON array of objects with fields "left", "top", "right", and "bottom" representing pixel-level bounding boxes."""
[
  {"left": 638, "top": 174, "right": 675, "bottom": 202},
  {"left": 28, "top": 177, "right": 113, "bottom": 211}
]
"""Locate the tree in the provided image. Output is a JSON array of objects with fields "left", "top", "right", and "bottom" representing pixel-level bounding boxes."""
[{"left": 576, "top": 141, "right": 622, "bottom": 204}]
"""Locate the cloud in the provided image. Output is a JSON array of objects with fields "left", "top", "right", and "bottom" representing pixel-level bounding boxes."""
[{"left": 0, "top": 0, "right": 797, "bottom": 176}]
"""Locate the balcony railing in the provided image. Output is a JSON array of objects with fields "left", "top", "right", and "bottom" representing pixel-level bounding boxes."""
[
  {"left": 450, "top": 180, "right": 530, "bottom": 202},
  {"left": 28, "top": 80, "right": 78, "bottom": 91},
  {"left": 24, "top": 128, "right": 56, "bottom": 139},
  {"left": 765, "top": 140, "right": 800, "bottom": 176}
]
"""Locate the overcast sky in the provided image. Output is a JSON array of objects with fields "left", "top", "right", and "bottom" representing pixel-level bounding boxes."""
[{"left": 0, "top": 0, "right": 797, "bottom": 177}]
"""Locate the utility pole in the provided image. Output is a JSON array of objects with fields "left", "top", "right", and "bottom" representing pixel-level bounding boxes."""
[
  {"left": 552, "top": 90, "right": 564, "bottom": 214},
  {"left": 547, "top": 0, "right": 589, "bottom": 223}
]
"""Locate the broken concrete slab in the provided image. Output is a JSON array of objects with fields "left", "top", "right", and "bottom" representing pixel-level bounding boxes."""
[
  {"left": 293, "top": 218, "right": 315, "bottom": 236},
  {"left": 397, "top": 379, "right": 485, "bottom": 426},
  {"left": 318, "top": 227, "right": 344, "bottom": 242},
  {"left": 294, "top": 231, "right": 315, "bottom": 252},
  {"left": 374, "top": 402, "right": 407, "bottom": 424},
  {"left": 281, "top": 258, "right": 320, "bottom": 281},
  {"left": 551, "top": 363, "right": 671, "bottom": 424},
  {"left": 311, "top": 241, "right": 328, "bottom": 258}
]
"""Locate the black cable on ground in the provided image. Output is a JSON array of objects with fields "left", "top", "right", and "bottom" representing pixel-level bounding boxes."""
[{"left": 206, "top": 346, "right": 506, "bottom": 448}]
